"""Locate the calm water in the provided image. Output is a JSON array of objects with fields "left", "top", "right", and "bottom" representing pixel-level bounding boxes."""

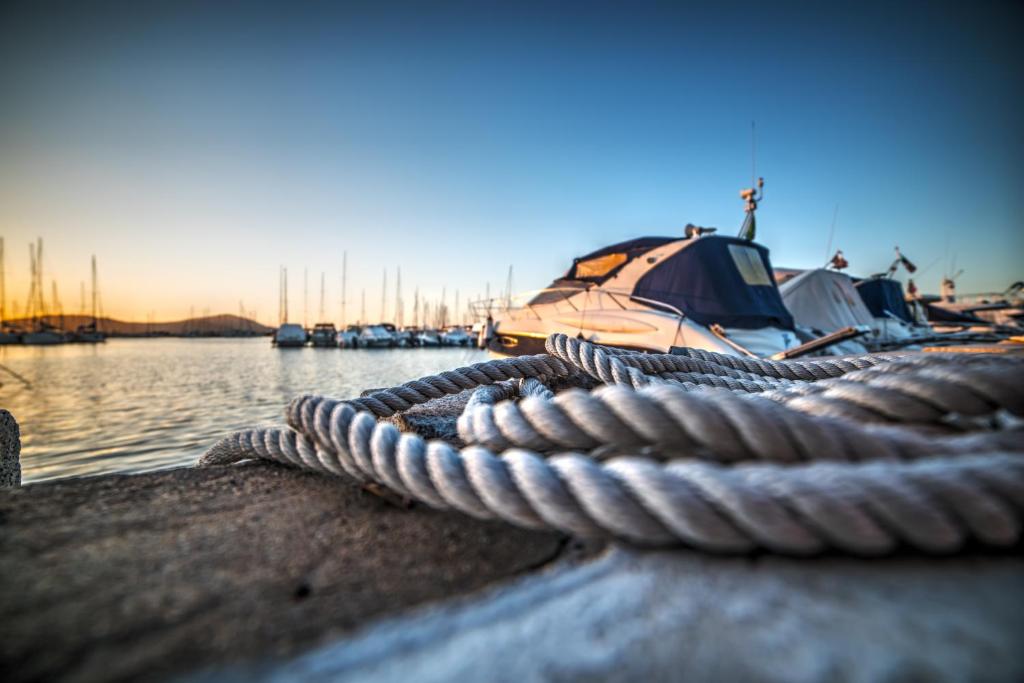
[{"left": 0, "top": 338, "right": 487, "bottom": 483}]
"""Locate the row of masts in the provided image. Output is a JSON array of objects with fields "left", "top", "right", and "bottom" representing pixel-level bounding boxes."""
[
  {"left": 0, "top": 237, "right": 101, "bottom": 331},
  {"left": 277, "top": 255, "right": 514, "bottom": 330}
]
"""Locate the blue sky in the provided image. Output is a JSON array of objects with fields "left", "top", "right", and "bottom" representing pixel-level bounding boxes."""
[{"left": 1, "top": 1, "right": 1021, "bottom": 324}]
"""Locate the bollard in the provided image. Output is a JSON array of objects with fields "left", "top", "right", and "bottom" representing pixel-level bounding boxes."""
[{"left": 0, "top": 409, "right": 21, "bottom": 487}]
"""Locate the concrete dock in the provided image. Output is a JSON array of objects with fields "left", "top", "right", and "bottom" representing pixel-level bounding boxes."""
[{"left": 2, "top": 405, "right": 1023, "bottom": 682}]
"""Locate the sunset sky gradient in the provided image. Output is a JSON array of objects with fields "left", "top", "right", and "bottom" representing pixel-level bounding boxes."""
[{"left": 1, "top": 1, "right": 1021, "bottom": 324}]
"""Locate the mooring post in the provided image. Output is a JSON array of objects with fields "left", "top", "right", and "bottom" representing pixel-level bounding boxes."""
[{"left": 0, "top": 409, "right": 21, "bottom": 487}]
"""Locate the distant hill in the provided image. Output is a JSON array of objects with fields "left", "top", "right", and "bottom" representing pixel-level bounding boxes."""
[{"left": 4, "top": 314, "right": 274, "bottom": 337}]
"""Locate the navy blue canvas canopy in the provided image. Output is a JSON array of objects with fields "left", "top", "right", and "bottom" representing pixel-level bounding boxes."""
[
  {"left": 925, "top": 302, "right": 985, "bottom": 324},
  {"left": 855, "top": 278, "right": 914, "bottom": 323},
  {"left": 631, "top": 236, "right": 794, "bottom": 329}
]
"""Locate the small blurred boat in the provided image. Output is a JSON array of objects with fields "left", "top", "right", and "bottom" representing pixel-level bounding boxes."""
[
  {"left": 359, "top": 324, "right": 395, "bottom": 348},
  {"left": 440, "top": 326, "right": 471, "bottom": 347},
  {"left": 273, "top": 323, "right": 307, "bottom": 347},
  {"left": 309, "top": 322, "right": 337, "bottom": 347}
]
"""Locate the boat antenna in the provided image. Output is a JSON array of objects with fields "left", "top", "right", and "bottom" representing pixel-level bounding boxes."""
[
  {"left": 824, "top": 204, "right": 839, "bottom": 264},
  {"left": 737, "top": 122, "right": 763, "bottom": 241},
  {"left": 738, "top": 177, "right": 764, "bottom": 240},
  {"left": 751, "top": 120, "right": 757, "bottom": 190}
]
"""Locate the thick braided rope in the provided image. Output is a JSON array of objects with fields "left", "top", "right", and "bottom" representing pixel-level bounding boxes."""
[
  {"left": 586, "top": 335, "right": 903, "bottom": 380},
  {"left": 598, "top": 343, "right": 800, "bottom": 382},
  {"left": 544, "top": 334, "right": 667, "bottom": 388},
  {"left": 200, "top": 399, "right": 1024, "bottom": 555},
  {"left": 200, "top": 333, "right": 1024, "bottom": 555},
  {"left": 455, "top": 383, "right": 1024, "bottom": 459},
  {"left": 545, "top": 334, "right": 874, "bottom": 387},
  {"left": 758, "top": 362, "right": 1024, "bottom": 424},
  {"left": 346, "top": 354, "right": 572, "bottom": 417},
  {"left": 544, "top": 334, "right": 1024, "bottom": 424}
]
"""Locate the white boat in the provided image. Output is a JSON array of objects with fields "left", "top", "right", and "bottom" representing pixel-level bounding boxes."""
[
  {"left": 358, "top": 324, "right": 395, "bottom": 348},
  {"left": 337, "top": 325, "right": 360, "bottom": 348},
  {"left": 778, "top": 269, "right": 878, "bottom": 355},
  {"left": 414, "top": 328, "right": 441, "bottom": 347},
  {"left": 273, "top": 323, "right": 307, "bottom": 347},
  {"left": 392, "top": 328, "right": 414, "bottom": 348},
  {"left": 22, "top": 330, "right": 66, "bottom": 345},
  {"left": 440, "top": 326, "right": 471, "bottom": 347},
  {"left": 853, "top": 277, "right": 932, "bottom": 345},
  {"left": 475, "top": 233, "right": 800, "bottom": 357}
]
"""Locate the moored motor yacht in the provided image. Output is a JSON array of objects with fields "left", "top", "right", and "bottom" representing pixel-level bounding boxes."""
[
  {"left": 778, "top": 269, "right": 877, "bottom": 355},
  {"left": 440, "top": 326, "right": 471, "bottom": 347},
  {"left": 337, "top": 325, "right": 360, "bottom": 348},
  {"left": 309, "top": 322, "right": 338, "bottom": 347},
  {"left": 273, "top": 323, "right": 307, "bottom": 347},
  {"left": 413, "top": 328, "right": 441, "bottom": 347},
  {"left": 474, "top": 232, "right": 800, "bottom": 357},
  {"left": 359, "top": 324, "right": 395, "bottom": 348}
]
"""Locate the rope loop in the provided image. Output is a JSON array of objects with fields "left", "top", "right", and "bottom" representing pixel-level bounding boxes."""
[{"left": 200, "top": 333, "right": 1024, "bottom": 555}]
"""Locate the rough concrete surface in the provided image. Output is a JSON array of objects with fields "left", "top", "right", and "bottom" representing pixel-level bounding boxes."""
[
  {"left": 0, "top": 463, "right": 565, "bottom": 682},
  {"left": 0, "top": 408, "right": 21, "bottom": 487},
  {"left": 202, "top": 545, "right": 1024, "bottom": 683}
]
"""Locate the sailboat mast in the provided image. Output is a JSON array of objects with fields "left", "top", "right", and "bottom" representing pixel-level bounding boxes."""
[
  {"left": 0, "top": 237, "right": 5, "bottom": 328},
  {"left": 395, "top": 267, "right": 402, "bottom": 328},
  {"left": 36, "top": 238, "right": 46, "bottom": 320},
  {"left": 504, "top": 265, "right": 513, "bottom": 310},
  {"left": 319, "top": 272, "right": 325, "bottom": 322},
  {"left": 52, "top": 280, "right": 61, "bottom": 329},
  {"left": 341, "top": 251, "right": 347, "bottom": 328},
  {"left": 91, "top": 255, "right": 98, "bottom": 325},
  {"left": 380, "top": 268, "right": 387, "bottom": 323}
]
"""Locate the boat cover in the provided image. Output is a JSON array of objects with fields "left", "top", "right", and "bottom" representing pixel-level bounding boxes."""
[
  {"left": 925, "top": 302, "right": 985, "bottom": 324},
  {"left": 631, "top": 236, "right": 794, "bottom": 329},
  {"left": 780, "top": 269, "right": 875, "bottom": 333},
  {"left": 855, "top": 278, "right": 914, "bottom": 323}
]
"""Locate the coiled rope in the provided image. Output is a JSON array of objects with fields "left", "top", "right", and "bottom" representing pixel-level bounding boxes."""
[{"left": 200, "top": 334, "right": 1024, "bottom": 556}]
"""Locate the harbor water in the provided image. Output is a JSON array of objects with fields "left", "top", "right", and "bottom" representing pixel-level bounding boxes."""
[{"left": 0, "top": 338, "right": 487, "bottom": 483}]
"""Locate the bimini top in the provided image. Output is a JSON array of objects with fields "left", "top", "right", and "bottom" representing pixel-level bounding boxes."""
[
  {"left": 529, "top": 236, "right": 675, "bottom": 305},
  {"left": 855, "top": 278, "right": 914, "bottom": 323},
  {"left": 630, "top": 236, "right": 794, "bottom": 330},
  {"left": 780, "top": 269, "right": 875, "bottom": 334},
  {"left": 566, "top": 237, "right": 676, "bottom": 283}
]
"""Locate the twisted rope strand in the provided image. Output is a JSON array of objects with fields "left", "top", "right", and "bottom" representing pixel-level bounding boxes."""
[
  {"left": 200, "top": 413, "right": 1024, "bottom": 555},
  {"left": 455, "top": 384, "right": 1023, "bottom": 461},
  {"left": 345, "top": 354, "right": 572, "bottom": 417}
]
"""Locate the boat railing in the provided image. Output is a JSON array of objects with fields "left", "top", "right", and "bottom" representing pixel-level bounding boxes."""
[{"left": 468, "top": 287, "right": 687, "bottom": 323}]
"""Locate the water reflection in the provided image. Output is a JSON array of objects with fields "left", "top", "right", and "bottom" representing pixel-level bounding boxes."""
[{"left": 0, "top": 339, "right": 487, "bottom": 483}]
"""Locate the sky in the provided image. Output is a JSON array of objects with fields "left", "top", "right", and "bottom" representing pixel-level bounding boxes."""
[{"left": 1, "top": 0, "right": 1021, "bottom": 325}]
